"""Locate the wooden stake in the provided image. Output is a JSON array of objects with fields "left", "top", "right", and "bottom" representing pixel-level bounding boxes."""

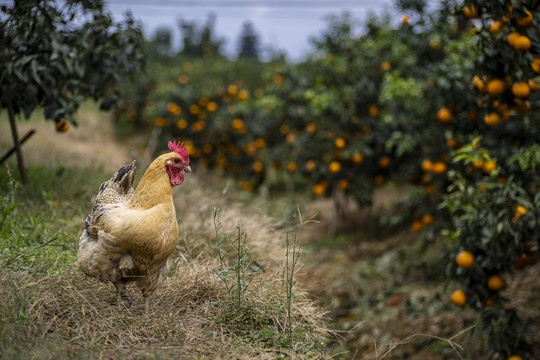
[
  {"left": 7, "top": 101, "right": 27, "bottom": 183},
  {"left": 0, "top": 129, "right": 35, "bottom": 165}
]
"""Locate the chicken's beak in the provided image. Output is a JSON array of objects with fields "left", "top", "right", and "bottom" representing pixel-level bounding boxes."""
[{"left": 183, "top": 164, "right": 192, "bottom": 173}]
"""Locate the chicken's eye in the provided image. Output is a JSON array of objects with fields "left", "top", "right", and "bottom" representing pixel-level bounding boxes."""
[{"left": 174, "top": 159, "right": 180, "bottom": 164}]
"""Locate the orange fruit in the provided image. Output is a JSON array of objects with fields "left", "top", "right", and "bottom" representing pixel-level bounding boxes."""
[
  {"left": 352, "top": 153, "right": 364, "bottom": 164},
  {"left": 432, "top": 161, "right": 447, "bottom": 174},
  {"left": 55, "top": 120, "right": 69, "bottom": 132},
  {"left": 206, "top": 101, "right": 218, "bottom": 112},
  {"left": 313, "top": 182, "right": 327, "bottom": 196},
  {"left": 374, "top": 175, "right": 385, "bottom": 185},
  {"left": 429, "top": 39, "right": 440, "bottom": 50},
  {"left": 484, "top": 297, "right": 494, "bottom": 308},
  {"left": 379, "top": 156, "right": 390, "bottom": 168},
  {"left": 335, "top": 137, "right": 346, "bottom": 149},
  {"left": 227, "top": 84, "right": 238, "bottom": 95},
  {"left": 506, "top": 5, "right": 515, "bottom": 19},
  {"left": 287, "top": 161, "right": 297, "bottom": 173},
  {"left": 472, "top": 160, "right": 483, "bottom": 169},
  {"left": 306, "top": 160, "right": 316, "bottom": 172},
  {"left": 328, "top": 161, "right": 341, "bottom": 173},
  {"left": 482, "top": 160, "right": 497, "bottom": 172},
  {"left": 486, "top": 79, "right": 505, "bottom": 96},
  {"left": 513, "top": 205, "right": 528, "bottom": 222},
  {"left": 176, "top": 119, "right": 188, "bottom": 129},
  {"left": 177, "top": 74, "right": 188, "bottom": 84},
  {"left": 273, "top": 74, "right": 283, "bottom": 85},
  {"left": 507, "top": 32, "right": 521, "bottom": 47},
  {"left": 528, "top": 79, "right": 540, "bottom": 91},
  {"left": 487, "top": 275, "right": 505, "bottom": 291},
  {"left": 337, "top": 179, "right": 349, "bottom": 190},
  {"left": 516, "top": 205, "right": 528, "bottom": 216},
  {"left": 489, "top": 21, "right": 502, "bottom": 33},
  {"left": 380, "top": 61, "right": 391, "bottom": 71},
  {"left": 401, "top": 15, "right": 410, "bottom": 25},
  {"left": 463, "top": 4, "right": 478, "bottom": 18},
  {"left": 514, "top": 35, "right": 531, "bottom": 51},
  {"left": 368, "top": 104, "right": 379, "bottom": 117},
  {"left": 516, "top": 10, "right": 533, "bottom": 27},
  {"left": 532, "top": 58, "right": 540, "bottom": 73},
  {"left": 239, "top": 181, "right": 253, "bottom": 191},
  {"left": 411, "top": 220, "right": 423, "bottom": 232},
  {"left": 512, "top": 82, "right": 530, "bottom": 97},
  {"left": 252, "top": 161, "right": 264, "bottom": 173},
  {"left": 421, "top": 159, "right": 434, "bottom": 172},
  {"left": 167, "top": 102, "right": 182, "bottom": 115},
  {"left": 154, "top": 117, "right": 167, "bottom": 127},
  {"left": 472, "top": 75, "right": 485, "bottom": 91},
  {"left": 437, "top": 107, "right": 452, "bottom": 123},
  {"left": 456, "top": 251, "right": 475, "bottom": 268},
  {"left": 508, "top": 356, "right": 522, "bottom": 360},
  {"left": 446, "top": 138, "right": 459, "bottom": 148},
  {"left": 451, "top": 290, "right": 466, "bottom": 307},
  {"left": 237, "top": 89, "right": 249, "bottom": 100},
  {"left": 189, "top": 104, "right": 200, "bottom": 115},
  {"left": 421, "top": 214, "right": 434, "bottom": 225},
  {"left": 306, "top": 123, "right": 317, "bottom": 133},
  {"left": 484, "top": 112, "right": 500, "bottom": 126}
]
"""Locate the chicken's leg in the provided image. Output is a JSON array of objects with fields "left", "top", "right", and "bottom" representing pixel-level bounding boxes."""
[{"left": 114, "top": 281, "right": 133, "bottom": 306}]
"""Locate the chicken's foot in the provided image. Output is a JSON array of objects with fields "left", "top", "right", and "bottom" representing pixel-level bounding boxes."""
[{"left": 114, "top": 281, "right": 133, "bottom": 306}]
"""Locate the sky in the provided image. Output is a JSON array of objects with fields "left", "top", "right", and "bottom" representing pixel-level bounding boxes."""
[{"left": 106, "top": 0, "right": 396, "bottom": 61}]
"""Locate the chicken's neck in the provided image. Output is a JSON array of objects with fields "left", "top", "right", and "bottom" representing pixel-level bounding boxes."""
[{"left": 129, "top": 164, "right": 173, "bottom": 209}]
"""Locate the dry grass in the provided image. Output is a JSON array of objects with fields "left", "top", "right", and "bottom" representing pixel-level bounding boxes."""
[
  {"left": 1, "top": 254, "right": 328, "bottom": 359},
  {"left": 0, "top": 106, "right": 331, "bottom": 359}
]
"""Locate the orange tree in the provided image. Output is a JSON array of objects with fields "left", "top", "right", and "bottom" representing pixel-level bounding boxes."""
[
  {"left": 437, "top": 0, "right": 540, "bottom": 358},
  {"left": 1, "top": 0, "right": 144, "bottom": 182},
  {"left": 113, "top": 1, "right": 539, "bottom": 354}
]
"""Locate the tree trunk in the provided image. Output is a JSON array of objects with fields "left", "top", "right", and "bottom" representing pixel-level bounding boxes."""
[
  {"left": 7, "top": 101, "right": 27, "bottom": 183},
  {"left": 329, "top": 185, "right": 338, "bottom": 235}
]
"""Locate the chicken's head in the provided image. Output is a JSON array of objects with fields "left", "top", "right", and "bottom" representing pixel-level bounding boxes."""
[{"left": 166, "top": 140, "right": 191, "bottom": 186}]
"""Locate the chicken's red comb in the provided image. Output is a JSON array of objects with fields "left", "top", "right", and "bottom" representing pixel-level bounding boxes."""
[{"left": 168, "top": 140, "right": 189, "bottom": 162}]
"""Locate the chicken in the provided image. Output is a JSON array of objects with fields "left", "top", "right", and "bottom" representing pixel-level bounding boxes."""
[{"left": 77, "top": 140, "right": 191, "bottom": 307}]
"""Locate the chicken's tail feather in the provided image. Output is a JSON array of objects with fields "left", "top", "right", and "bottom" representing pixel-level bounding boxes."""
[
  {"left": 99, "top": 160, "right": 136, "bottom": 196},
  {"left": 85, "top": 161, "right": 137, "bottom": 237}
]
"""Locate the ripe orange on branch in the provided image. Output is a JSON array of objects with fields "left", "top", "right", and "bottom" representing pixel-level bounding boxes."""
[
  {"left": 512, "top": 82, "right": 530, "bottom": 97},
  {"left": 489, "top": 21, "right": 502, "bottom": 33},
  {"left": 486, "top": 79, "right": 505, "bottom": 96},
  {"left": 401, "top": 15, "right": 410, "bottom": 25},
  {"left": 55, "top": 120, "right": 69, "bottom": 132},
  {"left": 487, "top": 275, "right": 505, "bottom": 291},
  {"left": 463, "top": 4, "right": 479, "bottom": 19},
  {"left": 484, "top": 112, "right": 500, "bottom": 126},
  {"left": 472, "top": 75, "right": 485, "bottom": 90},
  {"left": 411, "top": 220, "right": 423, "bottom": 232},
  {"left": 528, "top": 79, "right": 540, "bottom": 91},
  {"left": 421, "top": 159, "right": 434, "bottom": 172},
  {"left": 432, "top": 161, "right": 447, "bottom": 174},
  {"left": 456, "top": 251, "right": 475, "bottom": 268},
  {"left": 379, "top": 156, "right": 390, "bottom": 168},
  {"left": 437, "top": 107, "right": 452, "bottom": 123},
  {"left": 507, "top": 32, "right": 521, "bottom": 47},
  {"left": 516, "top": 10, "right": 533, "bottom": 27},
  {"left": 514, "top": 35, "right": 531, "bottom": 51},
  {"left": 421, "top": 214, "right": 434, "bottom": 225},
  {"left": 335, "top": 137, "right": 346, "bottom": 149},
  {"left": 328, "top": 161, "right": 341, "bottom": 173},
  {"left": 451, "top": 290, "right": 466, "bottom": 307}
]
